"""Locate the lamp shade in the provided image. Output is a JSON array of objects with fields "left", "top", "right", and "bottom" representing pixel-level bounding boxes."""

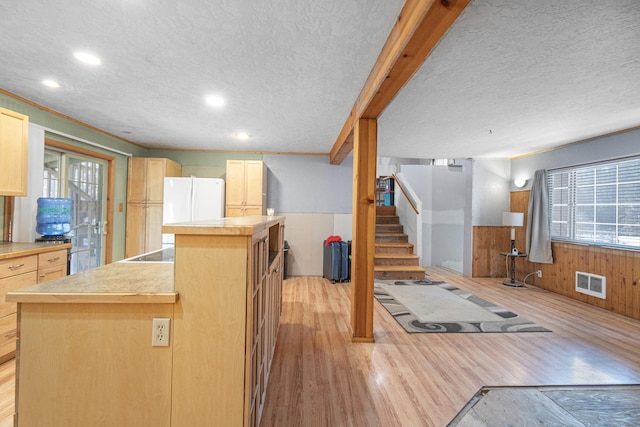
[{"left": 502, "top": 212, "right": 524, "bottom": 227}]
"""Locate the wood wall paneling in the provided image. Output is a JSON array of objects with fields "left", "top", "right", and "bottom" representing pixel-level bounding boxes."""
[
  {"left": 472, "top": 189, "right": 640, "bottom": 321},
  {"left": 472, "top": 226, "right": 511, "bottom": 277}
]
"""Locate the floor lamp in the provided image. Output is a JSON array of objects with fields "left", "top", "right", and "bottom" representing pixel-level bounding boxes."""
[{"left": 502, "top": 212, "right": 524, "bottom": 287}]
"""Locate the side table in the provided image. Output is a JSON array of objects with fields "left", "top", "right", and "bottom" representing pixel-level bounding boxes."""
[{"left": 500, "top": 252, "right": 527, "bottom": 287}]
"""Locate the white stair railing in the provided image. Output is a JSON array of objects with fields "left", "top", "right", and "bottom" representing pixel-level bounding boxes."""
[{"left": 392, "top": 173, "right": 422, "bottom": 260}]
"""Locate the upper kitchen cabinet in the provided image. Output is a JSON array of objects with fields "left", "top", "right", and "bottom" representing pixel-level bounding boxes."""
[
  {"left": 225, "top": 160, "right": 267, "bottom": 217},
  {"left": 127, "top": 157, "right": 182, "bottom": 204},
  {"left": 0, "top": 108, "right": 29, "bottom": 196},
  {"left": 125, "top": 157, "right": 181, "bottom": 258}
]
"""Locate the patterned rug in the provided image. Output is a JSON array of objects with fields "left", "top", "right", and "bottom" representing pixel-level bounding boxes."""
[{"left": 374, "top": 280, "right": 551, "bottom": 333}]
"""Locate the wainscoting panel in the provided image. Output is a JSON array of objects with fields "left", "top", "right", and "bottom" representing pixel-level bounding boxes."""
[{"left": 473, "top": 190, "right": 640, "bottom": 320}]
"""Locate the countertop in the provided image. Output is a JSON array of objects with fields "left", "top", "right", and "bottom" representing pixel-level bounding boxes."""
[
  {"left": 0, "top": 241, "right": 72, "bottom": 260},
  {"left": 6, "top": 258, "right": 176, "bottom": 304},
  {"left": 163, "top": 215, "right": 284, "bottom": 236}
]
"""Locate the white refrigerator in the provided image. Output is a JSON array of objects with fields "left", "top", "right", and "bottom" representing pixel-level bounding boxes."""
[{"left": 162, "top": 177, "right": 225, "bottom": 245}]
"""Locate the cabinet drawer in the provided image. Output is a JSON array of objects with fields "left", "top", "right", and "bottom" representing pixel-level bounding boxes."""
[
  {"left": 38, "top": 264, "right": 68, "bottom": 283},
  {"left": 0, "top": 313, "right": 18, "bottom": 359},
  {"left": 0, "top": 255, "right": 37, "bottom": 280},
  {"left": 0, "top": 271, "right": 37, "bottom": 318},
  {"left": 38, "top": 249, "right": 68, "bottom": 268}
]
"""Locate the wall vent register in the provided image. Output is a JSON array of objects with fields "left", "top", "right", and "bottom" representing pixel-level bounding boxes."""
[{"left": 576, "top": 271, "right": 606, "bottom": 299}]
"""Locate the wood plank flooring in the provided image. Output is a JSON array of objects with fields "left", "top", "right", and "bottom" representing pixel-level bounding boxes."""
[
  {"left": 260, "top": 267, "right": 640, "bottom": 426},
  {"left": 1, "top": 267, "right": 639, "bottom": 426}
]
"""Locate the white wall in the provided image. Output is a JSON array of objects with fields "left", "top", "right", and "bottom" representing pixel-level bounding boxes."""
[
  {"left": 471, "top": 158, "right": 511, "bottom": 225},
  {"left": 263, "top": 154, "right": 353, "bottom": 214},
  {"left": 399, "top": 162, "right": 468, "bottom": 273},
  {"left": 12, "top": 124, "right": 45, "bottom": 242},
  {"left": 263, "top": 154, "right": 354, "bottom": 276},
  {"left": 279, "top": 212, "right": 351, "bottom": 276},
  {"left": 511, "top": 128, "right": 640, "bottom": 187}
]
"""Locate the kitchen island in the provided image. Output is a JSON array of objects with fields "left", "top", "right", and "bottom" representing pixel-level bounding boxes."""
[{"left": 7, "top": 215, "right": 285, "bottom": 427}]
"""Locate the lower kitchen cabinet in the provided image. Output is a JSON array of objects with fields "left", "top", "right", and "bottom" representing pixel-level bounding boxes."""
[{"left": 0, "top": 243, "right": 71, "bottom": 362}]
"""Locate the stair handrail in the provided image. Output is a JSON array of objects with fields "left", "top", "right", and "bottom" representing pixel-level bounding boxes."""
[{"left": 389, "top": 174, "right": 419, "bottom": 215}]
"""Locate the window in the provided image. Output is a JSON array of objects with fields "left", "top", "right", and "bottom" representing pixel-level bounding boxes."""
[{"left": 548, "top": 157, "right": 640, "bottom": 248}]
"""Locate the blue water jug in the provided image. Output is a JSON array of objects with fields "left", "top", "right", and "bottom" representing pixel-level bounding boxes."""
[{"left": 36, "top": 198, "right": 72, "bottom": 236}]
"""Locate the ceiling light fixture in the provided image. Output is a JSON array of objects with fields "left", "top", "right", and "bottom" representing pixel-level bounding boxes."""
[
  {"left": 205, "top": 95, "right": 225, "bottom": 108},
  {"left": 73, "top": 51, "right": 101, "bottom": 65},
  {"left": 42, "top": 79, "right": 60, "bottom": 88},
  {"left": 235, "top": 132, "right": 250, "bottom": 140}
]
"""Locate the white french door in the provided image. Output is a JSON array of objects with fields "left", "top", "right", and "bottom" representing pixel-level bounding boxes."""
[{"left": 43, "top": 149, "right": 108, "bottom": 273}]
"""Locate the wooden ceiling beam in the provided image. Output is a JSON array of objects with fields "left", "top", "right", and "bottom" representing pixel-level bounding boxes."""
[{"left": 329, "top": 0, "right": 471, "bottom": 165}]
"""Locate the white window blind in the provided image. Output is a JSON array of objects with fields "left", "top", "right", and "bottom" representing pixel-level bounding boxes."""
[{"left": 548, "top": 157, "right": 640, "bottom": 248}]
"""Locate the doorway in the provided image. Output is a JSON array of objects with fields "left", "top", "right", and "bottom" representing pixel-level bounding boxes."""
[{"left": 43, "top": 145, "right": 110, "bottom": 273}]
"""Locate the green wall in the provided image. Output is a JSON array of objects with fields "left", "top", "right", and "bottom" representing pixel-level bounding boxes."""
[{"left": 1, "top": 92, "right": 261, "bottom": 261}]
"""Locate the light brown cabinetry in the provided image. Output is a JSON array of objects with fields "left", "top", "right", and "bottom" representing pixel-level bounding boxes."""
[
  {"left": 0, "top": 107, "right": 29, "bottom": 196},
  {"left": 125, "top": 157, "right": 181, "bottom": 257},
  {"left": 0, "top": 254, "right": 37, "bottom": 363},
  {"left": 0, "top": 244, "right": 70, "bottom": 363},
  {"left": 225, "top": 160, "right": 267, "bottom": 217},
  {"left": 167, "top": 216, "right": 284, "bottom": 427},
  {"left": 37, "top": 248, "right": 69, "bottom": 282},
  {"left": 8, "top": 261, "right": 176, "bottom": 427}
]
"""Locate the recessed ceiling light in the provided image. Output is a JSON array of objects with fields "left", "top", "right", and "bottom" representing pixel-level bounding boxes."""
[
  {"left": 235, "top": 132, "right": 250, "bottom": 140},
  {"left": 205, "top": 95, "right": 225, "bottom": 108},
  {"left": 73, "top": 51, "right": 101, "bottom": 65},
  {"left": 42, "top": 79, "right": 60, "bottom": 88}
]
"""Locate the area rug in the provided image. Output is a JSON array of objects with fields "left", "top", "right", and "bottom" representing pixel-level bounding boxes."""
[{"left": 374, "top": 282, "right": 550, "bottom": 333}]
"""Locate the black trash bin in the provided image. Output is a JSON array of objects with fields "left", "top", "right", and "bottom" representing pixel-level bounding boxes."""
[{"left": 283, "top": 240, "right": 290, "bottom": 280}]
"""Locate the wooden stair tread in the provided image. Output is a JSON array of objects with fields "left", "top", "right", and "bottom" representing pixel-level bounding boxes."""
[
  {"left": 374, "top": 265, "right": 426, "bottom": 272},
  {"left": 374, "top": 209, "right": 420, "bottom": 278},
  {"left": 375, "top": 254, "right": 419, "bottom": 259}
]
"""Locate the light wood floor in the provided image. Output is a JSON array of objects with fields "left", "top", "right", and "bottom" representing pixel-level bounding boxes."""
[
  {"left": 1, "top": 267, "right": 639, "bottom": 426},
  {"left": 260, "top": 267, "right": 640, "bottom": 426}
]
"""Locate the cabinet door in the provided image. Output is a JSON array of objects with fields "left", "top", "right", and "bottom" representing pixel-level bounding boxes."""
[
  {"left": 244, "top": 206, "right": 263, "bottom": 216},
  {"left": 125, "top": 203, "right": 147, "bottom": 258},
  {"left": 147, "top": 158, "right": 169, "bottom": 203},
  {"left": 226, "top": 160, "right": 246, "bottom": 206},
  {"left": 164, "top": 159, "right": 182, "bottom": 179},
  {"left": 225, "top": 206, "right": 244, "bottom": 218},
  {"left": 0, "top": 108, "right": 29, "bottom": 196},
  {"left": 245, "top": 161, "right": 264, "bottom": 207},
  {"left": 37, "top": 264, "right": 68, "bottom": 283},
  {"left": 127, "top": 158, "right": 148, "bottom": 203},
  {"left": 146, "top": 204, "right": 164, "bottom": 253},
  {"left": 0, "top": 271, "right": 37, "bottom": 318},
  {"left": 0, "top": 313, "right": 17, "bottom": 362}
]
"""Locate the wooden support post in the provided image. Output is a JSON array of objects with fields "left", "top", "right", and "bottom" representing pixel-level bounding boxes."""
[{"left": 350, "top": 118, "right": 377, "bottom": 342}]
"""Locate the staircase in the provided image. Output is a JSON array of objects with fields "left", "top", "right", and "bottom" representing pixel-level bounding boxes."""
[{"left": 374, "top": 206, "right": 426, "bottom": 280}]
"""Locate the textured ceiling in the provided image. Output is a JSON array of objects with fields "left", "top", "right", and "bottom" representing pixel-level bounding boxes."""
[
  {"left": 1, "top": 1, "right": 639, "bottom": 159},
  {"left": 379, "top": 0, "right": 640, "bottom": 159}
]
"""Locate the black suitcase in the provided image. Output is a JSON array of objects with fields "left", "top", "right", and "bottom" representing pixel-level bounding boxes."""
[{"left": 323, "top": 240, "right": 349, "bottom": 283}]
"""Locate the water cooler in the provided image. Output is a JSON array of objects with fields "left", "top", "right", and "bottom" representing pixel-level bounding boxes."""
[{"left": 35, "top": 197, "right": 72, "bottom": 274}]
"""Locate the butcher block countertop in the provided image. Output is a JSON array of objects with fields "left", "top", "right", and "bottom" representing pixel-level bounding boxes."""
[
  {"left": 163, "top": 215, "right": 285, "bottom": 236},
  {"left": 6, "top": 259, "right": 176, "bottom": 304},
  {"left": 0, "top": 241, "right": 72, "bottom": 259}
]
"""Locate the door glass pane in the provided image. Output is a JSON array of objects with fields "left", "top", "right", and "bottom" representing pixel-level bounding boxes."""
[
  {"left": 43, "top": 150, "right": 61, "bottom": 197},
  {"left": 67, "top": 155, "right": 106, "bottom": 273}
]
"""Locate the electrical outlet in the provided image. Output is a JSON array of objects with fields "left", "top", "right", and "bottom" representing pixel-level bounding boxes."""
[
  {"left": 536, "top": 270, "right": 542, "bottom": 278},
  {"left": 152, "top": 318, "right": 170, "bottom": 346}
]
